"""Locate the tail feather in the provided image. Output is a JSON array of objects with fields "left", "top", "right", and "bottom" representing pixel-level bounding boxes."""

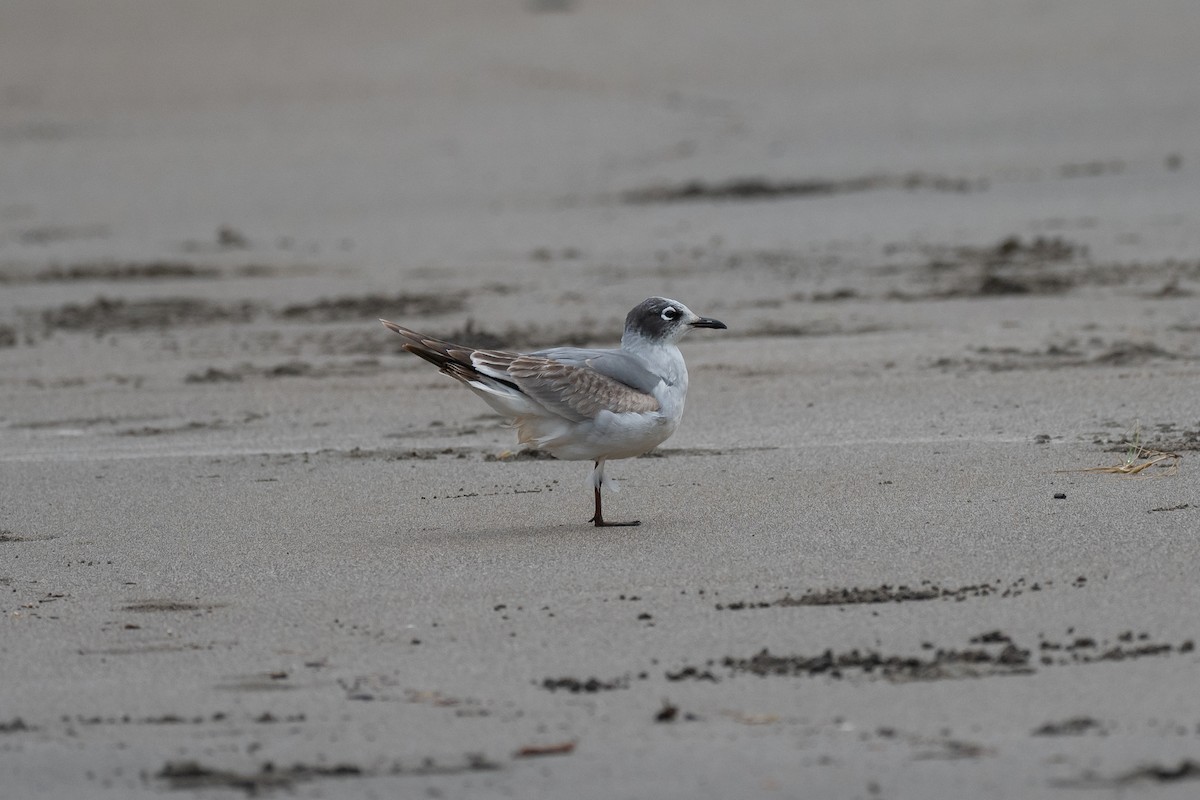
[
  {"left": 381, "top": 318, "right": 538, "bottom": 418},
  {"left": 382, "top": 319, "right": 516, "bottom": 386}
]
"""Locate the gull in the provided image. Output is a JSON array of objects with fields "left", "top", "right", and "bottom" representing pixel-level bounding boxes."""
[{"left": 380, "top": 297, "right": 726, "bottom": 526}]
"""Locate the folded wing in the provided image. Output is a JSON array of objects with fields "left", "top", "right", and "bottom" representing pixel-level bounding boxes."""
[{"left": 381, "top": 320, "right": 661, "bottom": 423}]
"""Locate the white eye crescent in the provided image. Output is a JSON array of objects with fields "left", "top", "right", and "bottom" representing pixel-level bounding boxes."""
[{"left": 661, "top": 307, "right": 678, "bottom": 321}]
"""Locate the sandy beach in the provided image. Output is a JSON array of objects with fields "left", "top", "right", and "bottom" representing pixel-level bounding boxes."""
[{"left": 2, "top": 2, "right": 1199, "bottom": 797}]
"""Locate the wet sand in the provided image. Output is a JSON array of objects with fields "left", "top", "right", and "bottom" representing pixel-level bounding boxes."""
[{"left": 2, "top": 2, "right": 1200, "bottom": 797}]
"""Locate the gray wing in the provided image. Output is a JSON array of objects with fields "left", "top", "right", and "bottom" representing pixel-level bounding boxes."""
[
  {"left": 472, "top": 349, "right": 662, "bottom": 421},
  {"left": 530, "top": 348, "right": 663, "bottom": 395},
  {"left": 527, "top": 346, "right": 617, "bottom": 364}
]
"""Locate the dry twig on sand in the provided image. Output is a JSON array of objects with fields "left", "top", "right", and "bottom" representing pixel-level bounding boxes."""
[
  {"left": 1073, "top": 447, "right": 1181, "bottom": 476},
  {"left": 1062, "top": 423, "right": 1181, "bottom": 477}
]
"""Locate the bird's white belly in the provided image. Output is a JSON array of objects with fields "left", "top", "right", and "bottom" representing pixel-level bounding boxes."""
[{"left": 541, "top": 410, "right": 677, "bottom": 461}]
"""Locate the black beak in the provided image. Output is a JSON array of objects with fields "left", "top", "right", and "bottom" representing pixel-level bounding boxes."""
[{"left": 691, "top": 316, "right": 727, "bottom": 330}]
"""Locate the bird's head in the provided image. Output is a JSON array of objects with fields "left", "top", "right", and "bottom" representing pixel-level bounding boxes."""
[{"left": 623, "top": 297, "right": 726, "bottom": 346}]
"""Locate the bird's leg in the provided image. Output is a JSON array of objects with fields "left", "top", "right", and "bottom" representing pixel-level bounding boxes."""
[{"left": 588, "top": 460, "right": 640, "bottom": 527}]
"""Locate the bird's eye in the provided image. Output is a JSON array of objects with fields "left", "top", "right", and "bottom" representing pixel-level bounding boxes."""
[{"left": 661, "top": 307, "right": 678, "bottom": 321}]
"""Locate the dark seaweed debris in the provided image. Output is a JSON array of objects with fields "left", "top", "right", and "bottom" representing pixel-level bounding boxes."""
[
  {"left": 721, "top": 642, "right": 1033, "bottom": 682},
  {"left": 715, "top": 579, "right": 1039, "bottom": 610},
  {"left": 42, "top": 296, "right": 256, "bottom": 333},
  {"left": 1032, "top": 717, "right": 1103, "bottom": 736},
  {"left": 541, "top": 675, "right": 631, "bottom": 693},
  {"left": 280, "top": 293, "right": 463, "bottom": 323},
  {"left": 669, "top": 631, "right": 1191, "bottom": 685},
  {"left": 624, "top": 173, "right": 980, "bottom": 204},
  {"left": 156, "top": 753, "right": 500, "bottom": 794}
]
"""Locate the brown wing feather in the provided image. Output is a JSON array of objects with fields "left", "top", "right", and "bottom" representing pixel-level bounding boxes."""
[{"left": 486, "top": 353, "right": 660, "bottom": 420}]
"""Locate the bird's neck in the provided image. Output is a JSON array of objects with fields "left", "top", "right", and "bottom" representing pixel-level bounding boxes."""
[{"left": 622, "top": 337, "right": 688, "bottom": 390}]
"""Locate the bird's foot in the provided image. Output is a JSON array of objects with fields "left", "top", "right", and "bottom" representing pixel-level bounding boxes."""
[{"left": 590, "top": 515, "right": 641, "bottom": 527}]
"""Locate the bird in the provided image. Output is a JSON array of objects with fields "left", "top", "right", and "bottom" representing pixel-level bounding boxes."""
[{"left": 380, "top": 296, "right": 727, "bottom": 526}]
